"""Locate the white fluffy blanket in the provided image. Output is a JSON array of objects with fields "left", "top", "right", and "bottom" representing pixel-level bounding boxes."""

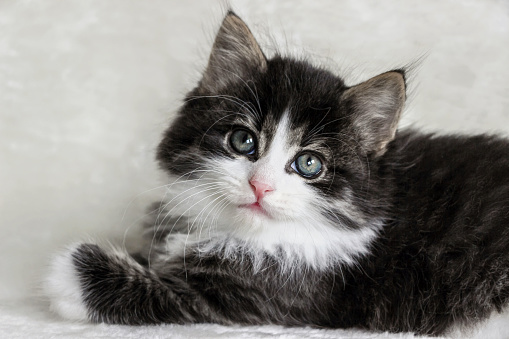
[{"left": 1, "top": 0, "right": 508, "bottom": 338}]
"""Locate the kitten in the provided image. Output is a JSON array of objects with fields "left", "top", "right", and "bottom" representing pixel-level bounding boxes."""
[{"left": 45, "top": 11, "right": 509, "bottom": 336}]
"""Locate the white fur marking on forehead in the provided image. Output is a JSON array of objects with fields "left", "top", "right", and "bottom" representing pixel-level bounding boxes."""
[
  {"left": 252, "top": 112, "right": 295, "bottom": 184},
  {"left": 272, "top": 112, "right": 292, "bottom": 144},
  {"left": 267, "top": 114, "right": 292, "bottom": 155}
]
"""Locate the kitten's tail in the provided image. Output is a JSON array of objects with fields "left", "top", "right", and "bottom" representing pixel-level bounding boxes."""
[{"left": 44, "top": 243, "right": 204, "bottom": 324}]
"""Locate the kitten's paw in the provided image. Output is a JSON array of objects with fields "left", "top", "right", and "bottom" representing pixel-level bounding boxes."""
[{"left": 44, "top": 243, "right": 89, "bottom": 321}]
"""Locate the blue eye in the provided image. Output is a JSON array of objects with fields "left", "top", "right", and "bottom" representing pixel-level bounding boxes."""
[
  {"left": 292, "top": 153, "right": 322, "bottom": 178},
  {"left": 230, "top": 129, "right": 256, "bottom": 155}
]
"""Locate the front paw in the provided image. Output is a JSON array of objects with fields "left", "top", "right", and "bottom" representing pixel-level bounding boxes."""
[{"left": 44, "top": 243, "right": 89, "bottom": 321}]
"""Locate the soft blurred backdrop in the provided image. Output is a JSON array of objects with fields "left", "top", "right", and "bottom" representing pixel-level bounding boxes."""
[{"left": 1, "top": 0, "right": 508, "bottom": 338}]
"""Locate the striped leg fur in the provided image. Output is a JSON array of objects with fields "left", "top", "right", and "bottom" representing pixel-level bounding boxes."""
[{"left": 45, "top": 243, "right": 205, "bottom": 324}]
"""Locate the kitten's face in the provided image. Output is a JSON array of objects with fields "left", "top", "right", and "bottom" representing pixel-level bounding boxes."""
[
  {"left": 156, "top": 13, "right": 405, "bottom": 266},
  {"left": 201, "top": 104, "right": 340, "bottom": 229},
  {"left": 159, "top": 58, "right": 358, "bottom": 232}
]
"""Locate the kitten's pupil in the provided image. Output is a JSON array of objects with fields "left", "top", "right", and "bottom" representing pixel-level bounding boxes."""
[{"left": 243, "top": 134, "right": 253, "bottom": 146}]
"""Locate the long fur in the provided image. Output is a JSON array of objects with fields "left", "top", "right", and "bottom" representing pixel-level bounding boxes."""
[{"left": 45, "top": 11, "right": 509, "bottom": 336}]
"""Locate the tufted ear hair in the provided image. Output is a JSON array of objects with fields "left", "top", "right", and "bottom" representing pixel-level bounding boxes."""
[
  {"left": 342, "top": 71, "right": 406, "bottom": 157},
  {"left": 200, "top": 11, "right": 267, "bottom": 92}
]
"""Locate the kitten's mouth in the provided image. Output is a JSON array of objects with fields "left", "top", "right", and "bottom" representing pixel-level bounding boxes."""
[{"left": 239, "top": 202, "right": 270, "bottom": 216}]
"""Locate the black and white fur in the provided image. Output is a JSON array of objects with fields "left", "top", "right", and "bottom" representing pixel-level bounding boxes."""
[{"left": 45, "top": 11, "right": 509, "bottom": 336}]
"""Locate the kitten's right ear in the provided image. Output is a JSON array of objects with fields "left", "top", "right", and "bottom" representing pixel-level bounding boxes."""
[{"left": 200, "top": 11, "right": 267, "bottom": 92}]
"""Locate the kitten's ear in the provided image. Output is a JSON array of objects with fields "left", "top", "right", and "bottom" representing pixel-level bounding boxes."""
[
  {"left": 342, "top": 71, "right": 406, "bottom": 156},
  {"left": 200, "top": 11, "right": 267, "bottom": 92}
]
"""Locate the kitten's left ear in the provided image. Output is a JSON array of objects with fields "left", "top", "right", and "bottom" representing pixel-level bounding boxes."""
[
  {"left": 342, "top": 70, "right": 406, "bottom": 157},
  {"left": 200, "top": 11, "right": 267, "bottom": 92}
]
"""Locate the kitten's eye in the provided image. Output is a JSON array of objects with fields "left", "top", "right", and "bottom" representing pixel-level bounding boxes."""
[
  {"left": 292, "top": 153, "right": 322, "bottom": 178},
  {"left": 230, "top": 129, "right": 256, "bottom": 155}
]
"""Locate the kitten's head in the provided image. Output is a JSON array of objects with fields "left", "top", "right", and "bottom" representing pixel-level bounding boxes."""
[{"left": 156, "top": 12, "right": 405, "bottom": 268}]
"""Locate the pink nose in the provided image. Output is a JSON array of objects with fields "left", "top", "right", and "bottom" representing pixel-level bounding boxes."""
[{"left": 249, "top": 179, "right": 274, "bottom": 201}]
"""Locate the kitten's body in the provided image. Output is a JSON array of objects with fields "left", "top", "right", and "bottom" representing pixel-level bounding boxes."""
[{"left": 45, "top": 12, "right": 509, "bottom": 336}]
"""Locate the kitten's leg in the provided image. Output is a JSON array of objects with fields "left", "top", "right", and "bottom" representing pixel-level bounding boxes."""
[
  {"left": 45, "top": 243, "right": 207, "bottom": 324},
  {"left": 44, "top": 243, "right": 88, "bottom": 320}
]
